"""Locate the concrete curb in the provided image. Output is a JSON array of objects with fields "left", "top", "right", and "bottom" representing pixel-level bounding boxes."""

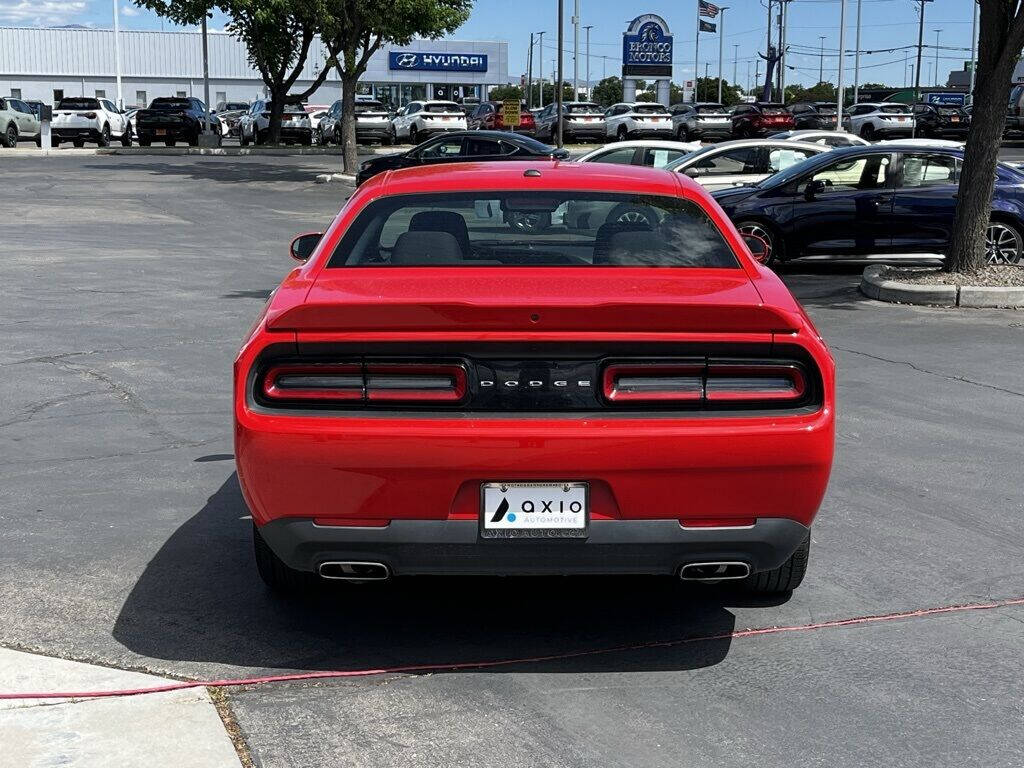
[
  {"left": 860, "top": 265, "right": 1024, "bottom": 308},
  {"left": 315, "top": 172, "right": 356, "bottom": 184}
]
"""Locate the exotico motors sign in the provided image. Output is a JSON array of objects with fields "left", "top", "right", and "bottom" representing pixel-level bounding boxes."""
[
  {"left": 622, "top": 14, "right": 673, "bottom": 78},
  {"left": 388, "top": 51, "right": 488, "bottom": 73}
]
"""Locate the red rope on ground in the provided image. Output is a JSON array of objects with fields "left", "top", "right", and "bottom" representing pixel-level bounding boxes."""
[{"left": 4, "top": 595, "right": 1023, "bottom": 701}]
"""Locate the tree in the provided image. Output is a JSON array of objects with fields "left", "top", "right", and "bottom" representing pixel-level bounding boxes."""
[
  {"left": 326, "top": 0, "right": 471, "bottom": 174},
  {"left": 947, "top": 0, "right": 1024, "bottom": 273},
  {"left": 592, "top": 76, "right": 623, "bottom": 107},
  {"left": 488, "top": 85, "right": 523, "bottom": 102},
  {"left": 133, "top": 0, "right": 340, "bottom": 144}
]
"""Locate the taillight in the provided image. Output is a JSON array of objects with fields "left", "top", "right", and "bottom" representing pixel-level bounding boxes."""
[
  {"left": 260, "top": 361, "right": 467, "bottom": 405},
  {"left": 79, "top": 112, "right": 97, "bottom": 118},
  {"left": 602, "top": 360, "right": 809, "bottom": 408}
]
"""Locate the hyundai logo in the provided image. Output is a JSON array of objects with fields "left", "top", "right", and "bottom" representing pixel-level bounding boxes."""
[{"left": 395, "top": 53, "right": 418, "bottom": 68}]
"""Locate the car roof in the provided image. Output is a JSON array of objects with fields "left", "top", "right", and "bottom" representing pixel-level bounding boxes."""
[
  {"left": 364, "top": 160, "right": 697, "bottom": 200},
  {"left": 575, "top": 140, "right": 702, "bottom": 162}
]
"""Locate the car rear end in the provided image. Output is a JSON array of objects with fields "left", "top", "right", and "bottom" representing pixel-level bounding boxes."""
[
  {"left": 626, "top": 104, "right": 673, "bottom": 138},
  {"left": 419, "top": 101, "right": 468, "bottom": 136},
  {"left": 235, "top": 163, "right": 834, "bottom": 588},
  {"left": 932, "top": 106, "right": 969, "bottom": 138},
  {"left": 691, "top": 104, "right": 733, "bottom": 139},
  {"left": 276, "top": 105, "right": 312, "bottom": 144},
  {"left": 873, "top": 105, "right": 914, "bottom": 137},
  {"left": 354, "top": 101, "right": 392, "bottom": 143},
  {"left": 561, "top": 103, "right": 605, "bottom": 142},
  {"left": 749, "top": 104, "right": 795, "bottom": 136},
  {"left": 135, "top": 100, "right": 198, "bottom": 143},
  {"left": 808, "top": 105, "right": 838, "bottom": 131},
  {"left": 52, "top": 98, "right": 102, "bottom": 143}
]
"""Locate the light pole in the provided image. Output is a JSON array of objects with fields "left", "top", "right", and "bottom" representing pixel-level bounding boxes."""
[
  {"left": 556, "top": 0, "right": 564, "bottom": 147},
  {"left": 733, "top": 44, "right": 739, "bottom": 89},
  {"left": 717, "top": 7, "right": 729, "bottom": 104},
  {"left": 818, "top": 36, "right": 826, "bottom": 84},
  {"left": 853, "top": 0, "right": 862, "bottom": 102},
  {"left": 201, "top": 15, "right": 211, "bottom": 135},
  {"left": 969, "top": 0, "right": 979, "bottom": 102},
  {"left": 572, "top": 0, "right": 579, "bottom": 99},
  {"left": 933, "top": 28, "right": 942, "bottom": 87},
  {"left": 836, "top": 0, "right": 846, "bottom": 128},
  {"left": 584, "top": 25, "right": 593, "bottom": 100},
  {"left": 527, "top": 33, "right": 534, "bottom": 109},
  {"left": 913, "top": 0, "right": 928, "bottom": 102},
  {"left": 536, "top": 31, "right": 545, "bottom": 108},
  {"left": 112, "top": 0, "right": 123, "bottom": 110}
]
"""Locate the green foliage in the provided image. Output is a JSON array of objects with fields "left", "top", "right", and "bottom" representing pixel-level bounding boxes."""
[
  {"left": 489, "top": 85, "right": 523, "bottom": 102},
  {"left": 524, "top": 81, "right": 581, "bottom": 105},
  {"left": 591, "top": 76, "right": 623, "bottom": 107},
  {"left": 694, "top": 77, "right": 741, "bottom": 106}
]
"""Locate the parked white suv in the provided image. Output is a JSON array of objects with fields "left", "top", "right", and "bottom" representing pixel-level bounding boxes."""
[
  {"left": 842, "top": 103, "right": 915, "bottom": 141},
  {"left": 0, "top": 96, "right": 41, "bottom": 147},
  {"left": 52, "top": 97, "right": 130, "bottom": 147},
  {"left": 604, "top": 102, "right": 673, "bottom": 141},
  {"left": 391, "top": 100, "right": 467, "bottom": 144},
  {"left": 238, "top": 100, "right": 313, "bottom": 145}
]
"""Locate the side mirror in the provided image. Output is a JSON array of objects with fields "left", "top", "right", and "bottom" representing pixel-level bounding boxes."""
[
  {"left": 290, "top": 232, "right": 322, "bottom": 262},
  {"left": 804, "top": 179, "right": 828, "bottom": 200},
  {"left": 552, "top": 148, "right": 570, "bottom": 160},
  {"left": 741, "top": 233, "right": 770, "bottom": 264},
  {"left": 684, "top": 167, "right": 700, "bottom": 178}
]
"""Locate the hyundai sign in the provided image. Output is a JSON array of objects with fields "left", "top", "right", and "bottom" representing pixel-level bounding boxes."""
[
  {"left": 388, "top": 51, "right": 488, "bottom": 73},
  {"left": 622, "top": 14, "right": 673, "bottom": 78}
]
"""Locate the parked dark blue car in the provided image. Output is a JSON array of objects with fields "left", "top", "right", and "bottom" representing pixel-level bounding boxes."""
[{"left": 711, "top": 145, "right": 1024, "bottom": 266}]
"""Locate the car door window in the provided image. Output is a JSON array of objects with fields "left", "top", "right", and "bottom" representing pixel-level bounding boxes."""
[
  {"left": 586, "top": 147, "right": 638, "bottom": 165},
  {"left": 642, "top": 147, "right": 687, "bottom": 168},
  {"left": 464, "top": 137, "right": 503, "bottom": 156},
  {"left": 767, "top": 147, "right": 818, "bottom": 174},
  {"left": 418, "top": 137, "right": 465, "bottom": 159},
  {"left": 802, "top": 154, "right": 891, "bottom": 192},
  {"left": 691, "top": 146, "right": 761, "bottom": 175},
  {"left": 900, "top": 153, "right": 960, "bottom": 188}
]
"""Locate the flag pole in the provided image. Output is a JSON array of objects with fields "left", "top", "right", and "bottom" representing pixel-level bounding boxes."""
[{"left": 694, "top": 1, "right": 700, "bottom": 102}]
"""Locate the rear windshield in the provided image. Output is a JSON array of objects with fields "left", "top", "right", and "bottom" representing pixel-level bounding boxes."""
[
  {"left": 567, "top": 103, "right": 602, "bottom": 113},
  {"left": 355, "top": 101, "right": 386, "bottom": 113},
  {"left": 264, "top": 103, "right": 307, "bottom": 114},
  {"left": 222, "top": 102, "right": 248, "bottom": 111},
  {"left": 879, "top": 105, "right": 911, "bottom": 114},
  {"left": 695, "top": 104, "right": 727, "bottom": 114},
  {"left": 758, "top": 104, "right": 788, "bottom": 115},
  {"left": 327, "top": 192, "right": 737, "bottom": 269},
  {"left": 633, "top": 104, "right": 670, "bottom": 115},
  {"left": 937, "top": 106, "right": 962, "bottom": 115},
  {"left": 1011, "top": 85, "right": 1024, "bottom": 106},
  {"left": 815, "top": 104, "right": 837, "bottom": 114},
  {"left": 425, "top": 102, "right": 461, "bottom": 113},
  {"left": 57, "top": 98, "right": 100, "bottom": 110},
  {"left": 149, "top": 99, "right": 191, "bottom": 110}
]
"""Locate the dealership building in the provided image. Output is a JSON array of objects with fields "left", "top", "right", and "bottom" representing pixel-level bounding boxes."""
[{"left": 0, "top": 26, "right": 508, "bottom": 108}]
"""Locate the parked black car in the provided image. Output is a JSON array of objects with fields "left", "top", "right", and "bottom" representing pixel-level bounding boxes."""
[
  {"left": 911, "top": 102, "right": 970, "bottom": 139},
  {"left": 787, "top": 102, "right": 838, "bottom": 131},
  {"left": 710, "top": 144, "right": 1024, "bottom": 266},
  {"left": 135, "top": 97, "right": 220, "bottom": 147},
  {"left": 356, "top": 130, "right": 569, "bottom": 186}
]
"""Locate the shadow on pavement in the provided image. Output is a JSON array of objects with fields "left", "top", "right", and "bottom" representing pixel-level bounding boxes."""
[
  {"left": 112, "top": 473, "right": 790, "bottom": 675},
  {"left": 82, "top": 160, "right": 338, "bottom": 185}
]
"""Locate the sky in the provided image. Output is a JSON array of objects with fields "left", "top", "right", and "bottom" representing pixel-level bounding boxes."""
[{"left": 0, "top": 0, "right": 979, "bottom": 90}]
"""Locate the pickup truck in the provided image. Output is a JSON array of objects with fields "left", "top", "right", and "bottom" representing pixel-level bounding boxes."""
[{"left": 135, "top": 97, "right": 221, "bottom": 147}]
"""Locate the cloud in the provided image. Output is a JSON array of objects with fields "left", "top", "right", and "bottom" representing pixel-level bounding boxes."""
[
  {"left": 0, "top": 0, "right": 88, "bottom": 26},
  {"left": 120, "top": 4, "right": 140, "bottom": 16}
]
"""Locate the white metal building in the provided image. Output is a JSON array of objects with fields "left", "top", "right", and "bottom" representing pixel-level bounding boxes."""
[{"left": 0, "top": 26, "right": 508, "bottom": 108}]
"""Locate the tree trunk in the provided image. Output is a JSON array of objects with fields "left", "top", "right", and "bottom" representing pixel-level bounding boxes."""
[
  {"left": 341, "top": 73, "right": 359, "bottom": 175},
  {"left": 946, "top": 2, "right": 1024, "bottom": 273},
  {"left": 267, "top": 88, "right": 286, "bottom": 145}
]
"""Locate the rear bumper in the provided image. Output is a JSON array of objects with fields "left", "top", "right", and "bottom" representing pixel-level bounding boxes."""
[
  {"left": 52, "top": 127, "right": 101, "bottom": 141},
  {"left": 356, "top": 126, "right": 391, "bottom": 141},
  {"left": 137, "top": 125, "right": 193, "bottom": 139},
  {"left": 259, "top": 516, "right": 811, "bottom": 576}
]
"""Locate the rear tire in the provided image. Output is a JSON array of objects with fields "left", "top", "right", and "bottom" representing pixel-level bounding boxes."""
[
  {"left": 2, "top": 123, "right": 17, "bottom": 147},
  {"left": 859, "top": 123, "right": 875, "bottom": 141},
  {"left": 742, "top": 534, "right": 810, "bottom": 594},
  {"left": 73, "top": 139, "right": 85, "bottom": 148},
  {"left": 253, "top": 523, "right": 316, "bottom": 593},
  {"left": 138, "top": 137, "right": 151, "bottom": 147},
  {"left": 240, "top": 129, "right": 249, "bottom": 147},
  {"left": 735, "top": 219, "right": 783, "bottom": 266},
  {"left": 676, "top": 124, "right": 691, "bottom": 142},
  {"left": 616, "top": 125, "right": 628, "bottom": 141},
  {"left": 120, "top": 124, "right": 133, "bottom": 147},
  {"left": 410, "top": 126, "right": 420, "bottom": 144},
  {"left": 97, "top": 124, "right": 111, "bottom": 147}
]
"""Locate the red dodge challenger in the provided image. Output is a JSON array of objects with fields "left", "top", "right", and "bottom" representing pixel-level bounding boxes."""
[{"left": 234, "top": 161, "right": 834, "bottom": 594}]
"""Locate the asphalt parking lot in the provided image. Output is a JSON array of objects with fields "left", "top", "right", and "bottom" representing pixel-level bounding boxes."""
[{"left": 2, "top": 153, "right": 1023, "bottom": 767}]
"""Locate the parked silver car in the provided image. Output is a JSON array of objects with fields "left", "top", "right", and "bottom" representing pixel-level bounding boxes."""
[
  {"left": 534, "top": 102, "right": 605, "bottom": 143},
  {"left": 0, "top": 95, "right": 41, "bottom": 147},
  {"left": 669, "top": 102, "right": 733, "bottom": 142},
  {"left": 319, "top": 97, "right": 394, "bottom": 145}
]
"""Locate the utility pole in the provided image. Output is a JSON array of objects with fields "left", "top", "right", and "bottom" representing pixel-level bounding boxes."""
[
  {"left": 933, "top": 28, "right": 942, "bottom": 87},
  {"left": 733, "top": 44, "right": 739, "bottom": 89},
  {"left": 836, "top": 0, "right": 846, "bottom": 127},
  {"left": 527, "top": 33, "right": 534, "bottom": 109},
  {"left": 968, "top": 0, "right": 978, "bottom": 102},
  {"left": 536, "top": 31, "right": 545, "bottom": 108},
  {"left": 818, "top": 36, "right": 826, "bottom": 84},
  {"left": 584, "top": 25, "right": 593, "bottom": 100},
  {"left": 112, "top": 0, "right": 123, "bottom": 109},
  {"left": 201, "top": 15, "right": 211, "bottom": 135},
  {"left": 853, "top": 0, "right": 862, "bottom": 102},
  {"left": 572, "top": 0, "right": 579, "bottom": 99},
  {"left": 779, "top": 0, "right": 788, "bottom": 101},
  {"left": 556, "top": 0, "right": 564, "bottom": 147},
  {"left": 914, "top": 0, "right": 927, "bottom": 103},
  {"left": 718, "top": 8, "right": 729, "bottom": 104}
]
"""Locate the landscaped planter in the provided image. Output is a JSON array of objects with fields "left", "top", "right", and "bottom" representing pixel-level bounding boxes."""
[{"left": 860, "top": 265, "right": 1024, "bottom": 308}]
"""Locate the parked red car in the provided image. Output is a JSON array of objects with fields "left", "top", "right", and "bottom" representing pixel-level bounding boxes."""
[
  {"left": 732, "top": 102, "right": 795, "bottom": 137},
  {"left": 234, "top": 161, "right": 835, "bottom": 595},
  {"left": 467, "top": 101, "right": 536, "bottom": 134}
]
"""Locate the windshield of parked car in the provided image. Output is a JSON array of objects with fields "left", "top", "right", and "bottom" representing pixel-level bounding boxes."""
[
  {"left": 632, "top": 104, "right": 670, "bottom": 115},
  {"left": 222, "top": 103, "right": 248, "bottom": 111},
  {"left": 262, "top": 103, "right": 307, "bottom": 115},
  {"left": 815, "top": 104, "right": 837, "bottom": 114},
  {"left": 878, "top": 105, "right": 911, "bottom": 114},
  {"left": 57, "top": 98, "right": 100, "bottom": 110},
  {"left": 758, "top": 104, "right": 788, "bottom": 115},
  {"left": 355, "top": 101, "right": 386, "bottom": 113},
  {"left": 695, "top": 104, "right": 727, "bottom": 114},
  {"left": 425, "top": 102, "right": 462, "bottom": 113},
  {"left": 937, "top": 107, "right": 963, "bottom": 116},
  {"left": 327, "top": 192, "right": 738, "bottom": 268},
  {"left": 149, "top": 99, "right": 191, "bottom": 110},
  {"left": 566, "top": 103, "right": 602, "bottom": 114}
]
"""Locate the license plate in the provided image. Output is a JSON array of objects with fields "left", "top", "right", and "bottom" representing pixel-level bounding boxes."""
[
  {"left": 951, "top": 116, "right": 960, "bottom": 122},
  {"left": 155, "top": 129, "right": 166, "bottom": 135},
  {"left": 480, "top": 482, "right": 588, "bottom": 538},
  {"left": 584, "top": 117, "right": 594, "bottom": 121},
  {"left": 897, "top": 117, "right": 906, "bottom": 122},
  {"left": 443, "top": 117, "right": 452, "bottom": 121},
  {"left": 651, "top": 117, "right": 662, "bottom": 122}
]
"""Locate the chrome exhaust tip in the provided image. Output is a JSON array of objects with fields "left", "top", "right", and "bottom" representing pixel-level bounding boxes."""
[
  {"left": 679, "top": 561, "right": 751, "bottom": 581},
  {"left": 318, "top": 561, "right": 390, "bottom": 581}
]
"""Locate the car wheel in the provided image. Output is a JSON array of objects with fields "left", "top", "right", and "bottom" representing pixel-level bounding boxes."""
[
  {"left": 73, "top": 139, "right": 85, "bottom": 148},
  {"left": 256, "top": 129, "right": 266, "bottom": 145},
  {"left": 187, "top": 132, "right": 199, "bottom": 147},
  {"left": 384, "top": 128, "right": 394, "bottom": 146},
  {"left": 741, "top": 534, "right": 810, "bottom": 594},
  {"left": 985, "top": 220, "right": 1024, "bottom": 265},
  {"left": 253, "top": 523, "right": 316, "bottom": 593},
  {"left": 735, "top": 220, "right": 782, "bottom": 266},
  {"left": 507, "top": 211, "right": 551, "bottom": 233},
  {"left": 677, "top": 125, "right": 691, "bottom": 142},
  {"left": 120, "top": 124, "right": 133, "bottom": 147},
  {"left": 859, "top": 124, "right": 875, "bottom": 141},
  {"left": 138, "top": 137, "right": 150, "bottom": 147},
  {"left": 410, "top": 126, "right": 420, "bottom": 144},
  {"left": 240, "top": 129, "right": 249, "bottom": 147},
  {"left": 606, "top": 204, "right": 658, "bottom": 227},
  {"left": 616, "top": 125, "right": 628, "bottom": 141},
  {"left": 165, "top": 139, "right": 176, "bottom": 147},
  {"left": 2, "top": 123, "right": 16, "bottom": 147},
  {"left": 97, "top": 124, "right": 111, "bottom": 147}
]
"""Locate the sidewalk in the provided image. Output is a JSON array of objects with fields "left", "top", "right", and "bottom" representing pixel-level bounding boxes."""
[{"left": 0, "top": 647, "right": 241, "bottom": 768}]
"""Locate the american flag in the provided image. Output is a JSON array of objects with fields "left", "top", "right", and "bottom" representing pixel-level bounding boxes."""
[{"left": 699, "top": 0, "right": 720, "bottom": 19}]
